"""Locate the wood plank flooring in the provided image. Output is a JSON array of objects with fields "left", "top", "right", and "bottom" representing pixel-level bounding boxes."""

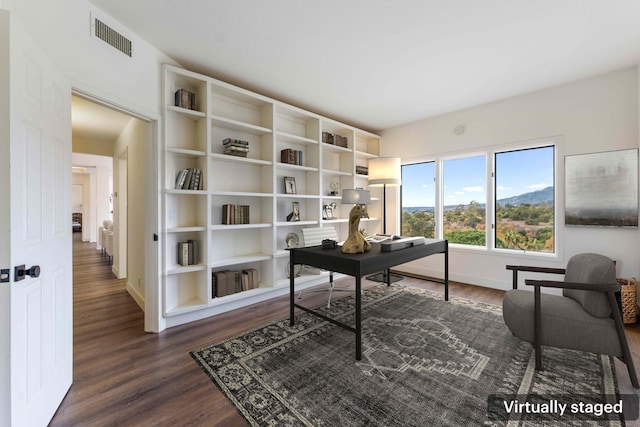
[{"left": 49, "top": 235, "right": 639, "bottom": 426}]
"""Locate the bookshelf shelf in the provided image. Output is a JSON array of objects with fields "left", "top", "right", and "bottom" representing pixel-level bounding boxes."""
[
  {"left": 167, "top": 226, "right": 208, "bottom": 233},
  {"left": 277, "top": 131, "right": 318, "bottom": 146},
  {"left": 167, "top": 104, "right": 206, "bottom": 119},
  {"left": 168, "top": 147, "right": 207, "bottom": 157},
  {"left": 167, "top": 264, "right": 207, "bottom": 275},
  {"left": 211, "top": 114, "right": 272, "bottom": 136},
  {"left": 275, "top": 220, "right": 319, "bottom": 227},
  {"left": 210, "top": 223, "right": 272, "bottom": 230},
  {"left": 210, "top": 254, "right": 272, "bottom": 269},
  {"left": 210, "top": 153, "right": 272, "bottom": 166},
  {"left": 162, "top": 64, "right": 381, "bottom": 328},
  {"left": 276, "top": 163, "right": 318, "bottom": 173}
]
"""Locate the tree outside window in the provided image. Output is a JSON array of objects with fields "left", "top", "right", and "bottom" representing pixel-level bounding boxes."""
[
  {"left": 401, "top": 162, "right": 435, "bottom": 238},
  {"left": 495, "top": 146, "right": 554, "bottom": 253},
  {"left": 443, "top": 155, "right": 486, "bottom": 246}
]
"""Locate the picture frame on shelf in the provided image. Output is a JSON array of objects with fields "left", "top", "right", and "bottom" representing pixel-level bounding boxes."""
[
  {"left": 284, "top": 176, "right": 297, "bottom": 194},
  {"left": 323, "top": 202, "right": 337, "bottom": 220},
  {"left": 287, "top": 201, "right": 301, "bottom": 222}
]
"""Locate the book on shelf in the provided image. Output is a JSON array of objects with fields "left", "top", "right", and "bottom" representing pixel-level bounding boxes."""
[
  {"left": 222, "top": 138, "right": 249, "bottom": 158},
  {"left": 355, "top": 165, "right": 369, "bottom": 175},
  {"left": 213, "top": 271, "right": 226, "bottom": 297},
  {"left": 177, "top": 241, "right": 189, "bottom": 266},
  {"left": 243, "top": 268, "right": 259, "bottom": 289},
  {"left": 177, "top": 240, "right": 199, "bottom": 266},
  {"left": 174, "top": 168, "right": 203, "bottom": 190},
  {"left": 222, "top": 204, "right": 250, "bottom": 225},
  {"left": 322, "top": 132, "right": 347, "bottom": 148},
  {"left": 280, "top": 148, "right": 303, "bottom": 166},
  {"left": 213, "top": 268, "right": 259, "bottom": 297},
  {"left": 174, "top": 89, "right": 196, "bottom": 110}
]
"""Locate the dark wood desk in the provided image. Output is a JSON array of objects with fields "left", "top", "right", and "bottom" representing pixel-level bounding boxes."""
[{"left": 289, "top": 239, "right": 448, "bottom": 360}]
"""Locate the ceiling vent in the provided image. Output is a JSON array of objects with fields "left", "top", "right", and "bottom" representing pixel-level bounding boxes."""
[{"left": 92, "top": 14, "right": 133, "bottom": 57}]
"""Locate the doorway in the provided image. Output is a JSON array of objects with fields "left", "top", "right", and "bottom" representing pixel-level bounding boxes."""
[{"left": 70, "top": 92, "right": 154, "bottom": 317}]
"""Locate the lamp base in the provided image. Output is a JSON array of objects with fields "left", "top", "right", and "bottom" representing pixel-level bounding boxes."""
[{"left": 366, "top": 271, "right": 404, "bottom": 284}]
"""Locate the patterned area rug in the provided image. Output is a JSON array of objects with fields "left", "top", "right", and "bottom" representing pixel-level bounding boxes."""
[{"left": 191, "top": 284, "right": 626, "bottom": 426}]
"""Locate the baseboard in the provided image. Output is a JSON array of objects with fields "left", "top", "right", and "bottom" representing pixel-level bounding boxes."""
[
  {"left": 392, "top": 265, "right": 513, "bottom": 291},
  {"left": 126, "top": 281, "right": 145, "bottom": 311}
]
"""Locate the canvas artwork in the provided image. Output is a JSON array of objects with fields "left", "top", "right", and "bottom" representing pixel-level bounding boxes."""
[{"left": 565, "top": 148, "right": 638, "bottom": 227}]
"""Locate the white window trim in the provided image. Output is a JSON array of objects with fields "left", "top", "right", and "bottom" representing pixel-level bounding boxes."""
[{"left": 400, "top": 136, "right": 563, "bottom": 260}]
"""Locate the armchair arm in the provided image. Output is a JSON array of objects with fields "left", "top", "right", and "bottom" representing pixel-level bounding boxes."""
[
  {"left": 524, "top": 279, "right": 620, "bottom": 293},
  {"left": 506, "top": 265, "right": 566, "bottom": 290}
]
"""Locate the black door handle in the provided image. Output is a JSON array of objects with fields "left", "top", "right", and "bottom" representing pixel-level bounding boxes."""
[
  {"left": 25, "top": 265, "right": 41, "bottom": 277},
  {"left": 14, "top": 265, "right": 41, "bottom": 281}
]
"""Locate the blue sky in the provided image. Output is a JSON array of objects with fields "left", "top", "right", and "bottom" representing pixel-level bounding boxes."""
[{"left": 401, "top": 146, "right": 554, "bottom": 207}]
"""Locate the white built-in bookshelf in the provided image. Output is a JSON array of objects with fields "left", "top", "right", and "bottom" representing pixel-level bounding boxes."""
[{"left": 163, "top": 65, "right": 382, "bottom": 327}]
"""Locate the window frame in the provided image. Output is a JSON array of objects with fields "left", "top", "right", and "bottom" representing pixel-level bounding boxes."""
[{"left": 399, "top": 137, "right": 560, "bottom": 259}]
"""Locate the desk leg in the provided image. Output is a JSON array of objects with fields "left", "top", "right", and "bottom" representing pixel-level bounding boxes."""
[
  {"left": 355, "top": 275, "right": 362, "bottom": 360},
  {"left": 289, "top": 258, "right": 295, "bottom": 326},
  {"left": 444, "top": 242, "right": 449, "bottom": 301}
]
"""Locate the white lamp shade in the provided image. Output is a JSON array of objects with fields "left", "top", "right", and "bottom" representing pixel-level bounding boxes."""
[
  {"left": 341, "top": 189, "right": 371, "bottom": 204},
  {"left": 368, "top": 157, "right": 401, "bottom": 186}
]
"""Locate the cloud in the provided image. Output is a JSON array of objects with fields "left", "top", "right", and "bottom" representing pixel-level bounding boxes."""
[
  {"left": 463, "top": 186, "right": 484, "bottom": 192},
  {"left": 455, "top": 191, "right": 464, "bottom": 195},
  {"left": 528, "top": 183, "right": 547, "bottom": 190},
  {"left": 497, "top": 185, "right": 510, "bottom": 191}
]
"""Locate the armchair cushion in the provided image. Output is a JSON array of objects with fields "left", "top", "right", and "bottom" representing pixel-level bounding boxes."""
[
  {"left": 503, "top": 289, "right": 621, "bottom": 357},
  {"left": 563, "top": 253, "right": 616, "bottom": 318}
]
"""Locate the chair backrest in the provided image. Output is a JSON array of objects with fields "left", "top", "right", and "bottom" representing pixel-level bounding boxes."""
[
  {"left": 301, "top": 227, "right": 338, "bottom": 247},
  {"left": 563, "top": 253, "right": 616, "bottom": 318}
]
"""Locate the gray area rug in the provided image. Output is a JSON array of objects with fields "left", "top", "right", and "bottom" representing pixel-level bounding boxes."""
[{"left": 191, "top": 284, "right": 626, "bottom": 426}]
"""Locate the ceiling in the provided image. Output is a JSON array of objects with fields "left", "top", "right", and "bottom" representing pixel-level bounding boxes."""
[
  {"left": 72, "top": 95, "right": 133, "bottom": 142},
  {"left": 87, "top": 0, "right": 640, "bottom": 132}
]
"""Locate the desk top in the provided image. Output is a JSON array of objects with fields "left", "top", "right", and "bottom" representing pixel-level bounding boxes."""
[{"left": 290, "top": 238, "right": 447, "bottom": 277}]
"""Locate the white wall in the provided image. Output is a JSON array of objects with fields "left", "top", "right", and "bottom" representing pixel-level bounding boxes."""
[
  {"left": 382, "top": 67, "right": 640, "bottom": 289},
  {"left": 3, "top": 0, "right": 175, "bottom": 119},
  {"left": 113, "top": 117, "right": 150, "bottom": 307},
  {"left": 72, "top": 173, "right": 91, "bottom": 241},
  {"left": 72, "top": 153, "right": 113, "bottom": 244}
]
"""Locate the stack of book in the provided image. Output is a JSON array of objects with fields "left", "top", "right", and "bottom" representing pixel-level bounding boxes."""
[
  {"left": 213, "top": 268, "right": 259, "bottom": 297},
  {"left": 177, "top": 240, "right": 198, "bottom": 267},
  {"left": 174, "top": 89, "right": 196, "bottom": 110},
  {"left": 175, "top": 168, "right": 203, "bottom": 190},
  {"left": 223, "top": 138, "right": 249, "bottom": 157},
  {"left": 222, "top": 204, "right": 250, "bottom": 225},
  {"left": 280, "top": 148, "right": 304, "bottom": 166},
  {"left": 355, "top": 165, "right": 369, "bottom": 175},
  {"left": 322, "top": 132, "right": 348, "bottom": 148}
]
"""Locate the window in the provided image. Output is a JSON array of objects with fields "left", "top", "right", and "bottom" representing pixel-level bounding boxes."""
[
  {"left": 443, "top": 155, "right": 486, "bottom": 246},
  {"left": 495, "top": 146, "right": 555, "bottom": 253},
  {"left": 401, "top": 162, "right": 435, "bottom": 238},
  {"left": 399, "top": 141, "right": 556, "bottom": 255}
]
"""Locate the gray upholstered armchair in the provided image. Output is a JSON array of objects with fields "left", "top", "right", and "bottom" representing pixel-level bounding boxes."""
[{"left": 503, "top": 253, "right": 638, "bottom": 388}]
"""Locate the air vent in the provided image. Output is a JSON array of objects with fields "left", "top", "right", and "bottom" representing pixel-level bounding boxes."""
[{"left": 93, "top": 17, "right": 133, "bottom": 57}]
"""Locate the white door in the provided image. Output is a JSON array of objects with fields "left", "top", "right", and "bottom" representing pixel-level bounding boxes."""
[{"left": 2, "top": 12, "right": 73, "bottom": 427}]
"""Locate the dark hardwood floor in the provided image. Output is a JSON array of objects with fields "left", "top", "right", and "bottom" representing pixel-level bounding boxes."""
[{"left": 50, "top": 235, "right": 639, "bottom": 426}]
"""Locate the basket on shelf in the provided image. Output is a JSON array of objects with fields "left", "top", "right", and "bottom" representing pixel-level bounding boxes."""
[{"left": 617, "top": 277, "right": 638, "bottom": 324}]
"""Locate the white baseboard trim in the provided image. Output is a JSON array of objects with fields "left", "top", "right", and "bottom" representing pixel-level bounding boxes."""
[
  {"left": 393, "top": 265, "right": 513, "bottom": 291},
  {"left": 126, "top": 281, "right": 145, "bottom": 311}
]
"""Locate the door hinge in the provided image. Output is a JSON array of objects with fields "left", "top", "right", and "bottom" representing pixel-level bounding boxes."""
[
  {"left": 153, "top": 233, "right": 158, "bottom": 241},
  {"left": 0, "top": 269, "right": 9, "bottom": 283}
]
